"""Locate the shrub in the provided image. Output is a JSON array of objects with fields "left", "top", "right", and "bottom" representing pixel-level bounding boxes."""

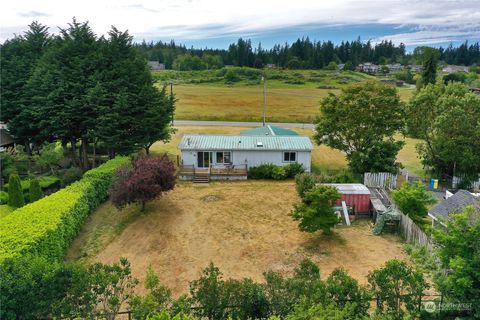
[
  {"left": 271, "top": 166, "right": 287, "bottom": 180},
  {"left": 29, "top": 179, "right": 44, "bottom": 202},
  {"left": 0, "top": 191, "right": 8, "bottom": 205},
  {"left": 295, "top": 173, "right": 317, "bottom": 198},
  {"left": 248, "top": 164, "right": 294, "bottom": 180},
  {"left": 61, "top": 167, "right": 83, "bottom": 187},
  {"left": 332, "top": 169, "right": 356, "bottom": 183},
  {"left": 284, "top": 163, "right": 305, "bottom": 178},
  {"left": 0, "top": 156, "right": 129, "bottom": 261},
  {"left": 7, "top": 174, "right": 24, "bottom": 208},
  {"left": 391, "top": 182, "right": 436, "bottom": 222}
]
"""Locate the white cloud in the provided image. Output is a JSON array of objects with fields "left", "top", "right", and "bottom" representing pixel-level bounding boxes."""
[{"left": 1, "top": 0, "right": 479, "bottom": 45}]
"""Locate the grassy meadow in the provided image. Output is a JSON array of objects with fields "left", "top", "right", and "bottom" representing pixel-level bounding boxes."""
[{"left": 154, "top": 68, "right": 416, "bottom": 123}]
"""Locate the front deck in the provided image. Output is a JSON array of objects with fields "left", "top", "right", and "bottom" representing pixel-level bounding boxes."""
[{"left": 179, "top": 164, "right": 248, "bottom": 180}]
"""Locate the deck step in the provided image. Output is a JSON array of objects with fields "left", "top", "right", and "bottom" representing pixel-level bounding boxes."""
[{"left": 193, "top": 176, "right": 210, "bottom": 184}]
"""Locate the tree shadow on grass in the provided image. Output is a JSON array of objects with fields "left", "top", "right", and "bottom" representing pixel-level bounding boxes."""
[{"left": 301, "top": 231, "right": 347, "bottom": 255}]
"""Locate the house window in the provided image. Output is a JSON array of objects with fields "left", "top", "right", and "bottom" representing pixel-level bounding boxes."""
[
  {"left": 283, "top": 151, "right": 296, "bottom": 162},
  {"left": 216, "top": 151, "right": 232, "bottom": 164}
]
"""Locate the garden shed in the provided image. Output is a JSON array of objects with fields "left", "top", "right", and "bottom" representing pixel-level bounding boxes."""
[{"left": 323, "top": 183, "right": 371, "bottom": 214}]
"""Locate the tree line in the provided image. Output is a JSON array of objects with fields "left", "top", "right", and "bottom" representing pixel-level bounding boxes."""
[
  {"left": 135, "top": 37, "right": 480, "bottom": 70},
  {"left": 0, "top": 20, "right": 175, "bottom": 170}
]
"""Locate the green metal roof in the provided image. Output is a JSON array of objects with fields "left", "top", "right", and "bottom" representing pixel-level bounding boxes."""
[
  {"left": 179, "top": 134, "right": 313, "bottom": 151},
  {"left": 241, "top": 125, "right": 298, "bottom": 136}
]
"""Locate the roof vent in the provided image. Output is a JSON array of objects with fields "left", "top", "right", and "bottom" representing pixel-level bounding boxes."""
[{"left": 257, "top": 141, "right": 263, "bottom": 147}]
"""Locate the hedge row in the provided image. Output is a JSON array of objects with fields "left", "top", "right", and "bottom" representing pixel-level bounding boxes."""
[{"left": 0, "top": 157, "right": 129, "bottom": 262}]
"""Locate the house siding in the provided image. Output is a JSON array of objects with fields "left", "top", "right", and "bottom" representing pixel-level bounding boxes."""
[{"left": 181, "top": 149, "right": 311, "bottom": 172}]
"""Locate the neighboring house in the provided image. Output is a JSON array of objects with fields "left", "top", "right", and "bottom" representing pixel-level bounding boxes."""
[
  {"left": 428, "top": 190, "right": 480, "bottom": 228},
  {"left": 322, "top": 183, "right": 371, "bottom": 214},
  {"left": 147, "top": 61, "right": 165, "bottom": 70},
  {"left": 442, "top": 65, "right": 469, "bottom": 74},
  {"left": 338, "top": 63, "right": 345, "bottom": 70},
  {"left": 385, "top": 63, "right": 403, "bottom": 73},
  {"left": 407, "top": 64, "right": 422, "bottom": 72},
  {"left": 357, "top": 63, "right": 380, "bottom": 74},
  {"left": 0, "top": 124, "right": 15, "bottom": 152},
  {"left": 178, "top": 125, "right": 313, "bottom": 181}
]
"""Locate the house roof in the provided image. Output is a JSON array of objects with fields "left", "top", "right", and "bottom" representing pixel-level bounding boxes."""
[
  {"left": 429, "top": 190, "right": 479, "bottom": 220},
  {"left": 241, "top": 125, "right": 298, "bottom": 136},
  {"left": 179, "top": 134, "right": 313, "bottom": 151},
  {"left": 322, "top": 183, "right": 371, "bottom": 195},
  {"left": 0, "top": 129, "right": 14, "bottom": 147}
]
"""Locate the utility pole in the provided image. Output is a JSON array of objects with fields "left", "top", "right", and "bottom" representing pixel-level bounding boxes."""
[
  {"left": 170, "top": 82, "right": 174, "bottom": 125},
  {"left": 262, "top": 73, "right": 267, "bottom": 127}
]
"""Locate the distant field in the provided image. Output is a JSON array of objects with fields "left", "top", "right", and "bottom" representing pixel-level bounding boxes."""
[
  {"left": 151, "top": 125, "right": 422, "bottom": 175},
  {"left": 155, "top": 69, "right": 416, "bottom": 123}
]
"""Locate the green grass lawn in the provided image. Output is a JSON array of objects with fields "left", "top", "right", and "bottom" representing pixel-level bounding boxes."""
[{"left": 155, "top": 68, "right": 416, "bottom": 123}]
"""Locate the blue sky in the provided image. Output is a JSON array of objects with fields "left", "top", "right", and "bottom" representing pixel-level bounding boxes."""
[{"left": 1, "top": 0, "right": 479, "bottom": 50}]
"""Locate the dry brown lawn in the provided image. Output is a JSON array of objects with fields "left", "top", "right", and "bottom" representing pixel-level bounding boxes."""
[{"left": 68, "top": 180, "right": 408, "bottom": 297}]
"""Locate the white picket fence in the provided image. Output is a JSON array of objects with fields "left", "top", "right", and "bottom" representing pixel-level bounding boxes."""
[{"left": 364, "top": 172, "right": 398, "bottom": 189}]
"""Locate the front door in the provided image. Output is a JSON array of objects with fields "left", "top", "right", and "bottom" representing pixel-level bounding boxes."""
[{"left": 197, "top": 151, "right": 212, "bottom": 168}]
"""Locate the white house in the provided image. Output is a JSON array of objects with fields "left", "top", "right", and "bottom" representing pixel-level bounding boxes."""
[
  {"left": 178, "top": 126, "right": 313, "bottom": 181},
  {"left": 442, "top": 65, "right": 469, "bottom": 74}
]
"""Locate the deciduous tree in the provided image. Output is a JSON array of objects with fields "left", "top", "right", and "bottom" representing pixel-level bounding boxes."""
[
  {"left": 368, "top": 259, "right": 426, "bottom": 319},
  {"left": 405, "top": 82, "right": 480, "bottom": 178},
  {"left": 433, "top": 205, "right": 480, "bottom": 316},
  {"left": 109, "top": 155, "right": 176, "bottom": 212},
  {"left": 315, "top": 81, "right": 404, "bottom": 174},
  {"left": 391, "top": 182, "right": 436, "bottom": 222},
  {"left": 290, "top": 185, "right": 341, "bottom": 235}
]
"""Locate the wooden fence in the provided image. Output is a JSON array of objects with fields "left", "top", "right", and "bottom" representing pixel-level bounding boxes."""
[
  {"left": 398, "top": 210, "right": 435, "bottom": 251},
  {"left": 453, "top": 175, "right": 480, "bottom": 190},
  {"left": 364, "top": 172, "right": 398, "bottom": 189}
]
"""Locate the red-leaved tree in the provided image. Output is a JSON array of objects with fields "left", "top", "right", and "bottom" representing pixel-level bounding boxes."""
[{"left": 109, "top": 154, "right": 176, "bottom": 211}]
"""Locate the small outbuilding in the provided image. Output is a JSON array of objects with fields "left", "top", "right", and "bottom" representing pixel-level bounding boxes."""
[{"left": 323, "top": 183, "right": 371, "bottom": 214}]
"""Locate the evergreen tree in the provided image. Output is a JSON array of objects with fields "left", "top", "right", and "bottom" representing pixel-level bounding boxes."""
[
  {"left": 7, "top": 174, "right": 25, "bottom": 208},
  {"left": 0, "top": 22, "right": 51, "bottom": 153},
  {"left": 29, "top": 179, "right": 44, "bottom": 202},
  {"left": 418, "top": 47, "right": 440, "bottom": 88}
]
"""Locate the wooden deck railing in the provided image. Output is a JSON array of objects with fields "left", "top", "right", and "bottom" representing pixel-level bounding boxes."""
[{"left": 178, "top": 164, "right": 247, "bottom": 177}]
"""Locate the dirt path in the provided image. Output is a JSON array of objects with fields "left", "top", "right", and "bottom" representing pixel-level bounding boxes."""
[{"left": 80, "top": 181, "right": 407, "bottom": 296}]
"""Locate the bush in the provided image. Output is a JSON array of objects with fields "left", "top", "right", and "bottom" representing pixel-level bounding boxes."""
[
  {"left": 0, "top": 156, "right": 129, "bottom": 261},
  {"left": 7, "top": 174, "right": 24, "bottom": 208},
  {"left": 248, "top": 164, "right": 291, "bottom": 180},
  {"left": 332, "top": 169, "right": 356, "bottom": 183},
  {"left": 3, "top": 175, "right": 61, "bottom": 193},
  {"left": 271, "top": 166, "right": 287, "bottom": 180},
  {"left": 61, "top": 167, "right": 83, "bottom": 187},
  {"left": 391, "top": 182, "right": 436, "bottom": 222},
  {"left": 295, "top": 173, "right": 317, "bottom": 198},
  {"left": 284, "top": 163, "right": 305, "bottom": 178},
  {"left": 0, "top": 191, "right": 8, "bottom": 205},
  {"left": 29, "top": 179, "right": 44, "bottom": 202}
]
